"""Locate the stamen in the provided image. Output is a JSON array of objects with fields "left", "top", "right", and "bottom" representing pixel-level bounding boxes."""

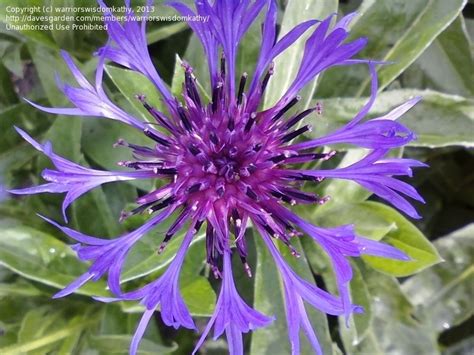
[
  {"left": 284, "top": 151, "right": 336, "bottom": 164},
  {"left": 253, "top": 143, "right": 263, "bottom": 152},
  {"left": 184, "top": 70, "right": 201, "bottom": 107},
  {"left": 244, "top": 112, "right": 257, "bottom": 132},
  {"left": 177, "top": 106, "right": 193, "bottom": 132},
  {"left": 283, "top": 107, "right": 316, "bottom": 131},
  {"left": 211, "top": 82, "right": 223, "bottom": 113},
  {"left": 188, "top": 144, "right": 200, "bottom": 156},
  {"left": 193, "top": 219, "right": 204, "bottom": 234},
  {"left": 136, "top": 95, "right": 174, "bottom": 132},
  {"left": 216, "top": 180, "right": 225, "bottom": 197},
  {"left": 159, "top": 206, "right": 190, "bottom": 253},
  {"left": 148, "top": 196, "right": 175, "bottom": 213},
  {"left": 246, "top": 186, "right": 259, "bottom": 201},
  {"left": 270, "top": 190, "right": 296, "bottom": 205},
  {"left": 209, "top": 132, "right": 219, "bottom": 145},
  {"left": 261, "top": 62, "right": 274, "bottom": 93},
  {"left": 143, "top": 128, "right": 172, "bottom": 147},
  {"left": 153, "top": 167, "right": 178, "bottom": 175},
  {"left": 272, "top": 95, "right": 301, "bottom": 122},
  {"left": 187, "top": 183, "right": 202, "bottom": 194},
  {"left": 220, "top": 54, "right": 226, "bottom": 78},
  {"left": 227, "top": 117, "right": 235, "bottom": 131},
  {"left": 247, "top": 163, "right": 257, "bottom": 173},
  {"left": 269, "top": 153, "right": 289, "bottom": 164},
  {"left": 282, "top": 188, "right": 318, "bottom": 202},
  {"left": 118, "top": 161, "right": 164, "bottom": 170},
  {"left": 237, "top": 72, "right": 247, "bottom": 105},
  {"left": 281, "top": 125, "right": 311, "bottom": 143},
  {"left": 263, "top": 224, "right": 279, "bottom": 238}
]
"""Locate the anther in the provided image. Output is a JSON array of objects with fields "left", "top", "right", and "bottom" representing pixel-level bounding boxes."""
[
  {"left": 184, "top": 70, "right": 202, "bottom": 107},
  {"left": 227, "top": 117, "right": 235, "bottom": 131},
  {"left": 209, "top": 132, "right": 219, "bottom": 145},
  {"left": 153, "top": 167, "right": 178, "bottom": 175},
  {"left": 187, "top": 183, "right": 202, "bottom": 194},
  {"left": 220, "top": 54, "right": 226, "bottom": 78},
  {"left": 246, "top": 186, "right": 259, "bottom": 201},
  {"left": 136, "top": 95, "right": 174, "bottom": 132},
  {"left": 270, "top": 190, "right": 295, "bottom": 205},
  {"left": 193, "top": 219, "right": 204, "bottom": 234},
  {"left": 272, "top": 95, "right": 301, "bottom": 122},
  {"left": 148, "top": 197, "right": 175, "bottom": 214},
  {"left": 281, "top": 125, "right": 311, "bottom": 143},
  {"left": 283, "top": 107, "right": 316, "bottom": 131},
  {"left": 237, "top": 72, "right": 247, "bottom": 105},
  {"left": 211, "top": 82, "right": 223, "bottom": 113},
  {"left": 261, "top": 62, "right": 274, "bottom": 93},
  {"left": 177, "top": 106, "right": 193, "bottom": 132},
  {"left": 253, "top": 143, "right": 263, "bottom": 152},
  {"left": 143, "top": 128, "right": 172, "bottom": 147},
  {"left": 244, "top": 112, "right": 257, "bottom": 132},
  {"left": 188, "top": 144, "right": 200, "bottom": 156}
]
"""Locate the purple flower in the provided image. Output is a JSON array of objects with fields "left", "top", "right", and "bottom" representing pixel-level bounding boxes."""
[{"left": 10, "top": 0, "right": 425, "bottom": 354}]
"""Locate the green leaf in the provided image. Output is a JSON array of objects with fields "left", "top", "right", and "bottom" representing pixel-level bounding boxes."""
[
  {"left": 147, "top": 22, "right": 188, "bottom": 45},
  {"left": 251, "top": 235, "right": 334, "bottom": 355},
  {"left": 306, "top": 201, "right": 441, "bottom": 277},
  {"left": 346, "top": 264, "right": 439, "bottom": 354},
  {"left": 81, "top": 118, "right": 154, "bottom": 191},
  {"left": 314, "top": 202, "right": 397, "bottom": 241},
  {"left": 0, "top": 218, "right": 109, "bottom": 297},
  {"left": 0, "top": 280, "right": 43, "bottom": 297},
  {"left": 312, "top": 89, "right": 474, "bottom": 148},
  {"left": 0, "top": 2, "right": 58, "bottom": 49},
  {"left": 402, "top": 224, "right": 474, "bottom": 332},
  {"left": 121, "top": 229, "right": 205, "bottom": 283},
  {"left": 318, "top": 0, "right": 467, "bottom": 97},
  {"left": 353, "top": 202, "right": 441, "bottom": 276},
  {"left": 264, "top": 0, "right": 338, "bottom": 109},
  {"left": 89, "top": 334, "right": 177, "bottom": 354},
  {"left": 181, "top": 277, "right": 216, "bottom": 317},
  {"left": 106, "top": 65, "right": 165, "bottom": 122},
  {"left": 408, "top": 16, "right": 474, "bottom": 96},
  {"left": 171, "top": 54, "right": 186, "bottom": 97},
  {"left": 0, "top": 317, "right": 97, "bottom": 355}
]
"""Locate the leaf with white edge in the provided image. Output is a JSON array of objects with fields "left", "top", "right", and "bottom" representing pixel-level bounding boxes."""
[
  {"left": 318, "top": 0, "right": 467, "bottom": 97},
  {"left": 412, "top": 16, "right": 474, "bottom": 96},
  {"left": 0, "top": 218, "right": 109, "bottom": 298},
  {"left": 346, "top": 264, "right": 439, "bottom": 355},
  {"left": 351, "top": 202, "right": 442, "bottom": 276},
  {"left": 264, "top": 0, "right": 338, "bottom": 109},
  {"left": 311, "top": 89, "right": 474, "bottom": 148},
  {"left": 402, "top": 224, "right": 474, "bottom": 332},
  {"left": 313, "top": 202, "right": 398, "bottom": 241}
]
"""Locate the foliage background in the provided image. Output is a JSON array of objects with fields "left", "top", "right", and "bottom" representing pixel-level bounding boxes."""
[{"left": 0, "top": 0, "right": 473, "bottom": 354}]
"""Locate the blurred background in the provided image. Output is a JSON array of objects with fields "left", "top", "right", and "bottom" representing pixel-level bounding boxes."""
[{"left": 0, "top": 0, "right": 473, "bottom": 354}]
